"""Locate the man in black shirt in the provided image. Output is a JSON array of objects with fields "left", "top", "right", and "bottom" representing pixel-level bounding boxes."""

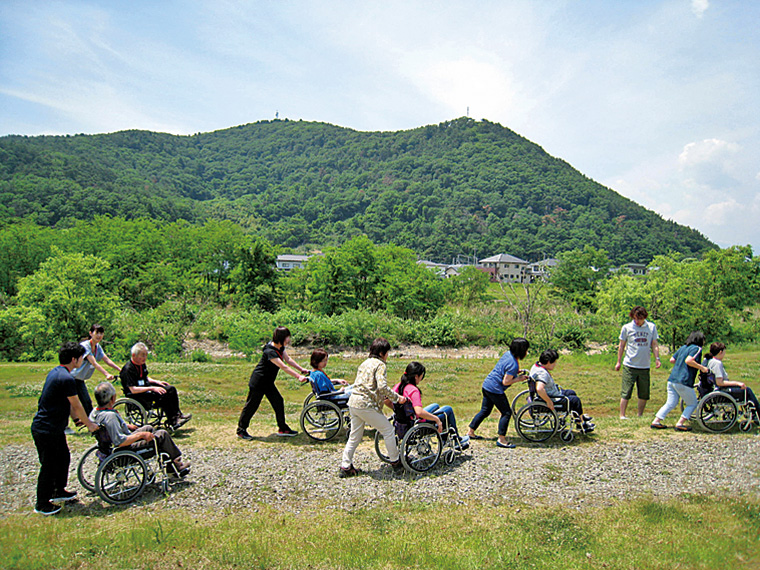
[
  {"left": 120, "top": 342, "right": 192, "bottom": 430},
  {"left": 31, "top": 342, "right": 99, "bottom": 515}
]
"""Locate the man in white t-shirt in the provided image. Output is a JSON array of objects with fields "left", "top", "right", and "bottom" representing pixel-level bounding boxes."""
[{"left": 614, "top": 306, "right": 661, "bottom": 419}]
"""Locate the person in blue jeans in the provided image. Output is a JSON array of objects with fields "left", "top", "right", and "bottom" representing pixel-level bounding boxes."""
[
  {"left": 651, "top": 331, "right": 708, "bottom": 431},
  {"left": 466, "top": 338, "right": 530, "bottom": 448}
]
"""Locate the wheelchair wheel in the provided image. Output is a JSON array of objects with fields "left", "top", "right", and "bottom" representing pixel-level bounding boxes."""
[
  {"left": 114, "top": 398, "right": 147, "bottom": 426},
  {"left": 697, "top": 391, "right": 738, "bottom": 433},
  {"left": 300, "top": 400, "right": 342, "bottom": 441},
  {"left": 95, "top": 451, "right": 149, "bottom": 505},
  {"left": 303, "top": 392, "right": 316, "bottom": 407},
  {"left": 559, "top": 429, "right": 574, "bottom": 443},
  {"left": 515, "top": 403, "right": 558, "bottom": 443},
  {"left": 77, "top": 445, "right": 105, "bottom": 492},
  {"left": 739, "top": 419, "right": 753, "bottom": 432},
  {"left": 374, "top": 430, "right": 397, "bottom": 463},
  {"left": 443, "top": 448, "right": 456, "bottom": 465},
  {"left": 401, "top": 423, "right": 442, "bottom": 473},
  {"left": 511, "top": 389, "right": 531, "bottom": 413}
]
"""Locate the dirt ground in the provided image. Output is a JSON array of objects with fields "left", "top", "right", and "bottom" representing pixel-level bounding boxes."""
[{"left": 183, "top": 338, "right": 612, "bottom": 360}]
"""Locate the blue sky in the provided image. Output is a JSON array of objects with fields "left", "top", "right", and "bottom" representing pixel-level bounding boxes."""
[{"left": 1, "top": 0, "right": 758, "bottom": 251}]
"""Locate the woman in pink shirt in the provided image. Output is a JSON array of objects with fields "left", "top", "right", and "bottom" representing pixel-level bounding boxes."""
[{"left": 390, "top": 362, "right": 468, "bottom": 448}]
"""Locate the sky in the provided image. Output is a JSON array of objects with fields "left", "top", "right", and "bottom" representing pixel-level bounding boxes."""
[{"left": 1, "top": 0, "right": 758, "bottom": 251}]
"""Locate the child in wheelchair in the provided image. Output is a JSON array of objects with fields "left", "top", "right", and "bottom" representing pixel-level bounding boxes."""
[
  {"left": 309, "top": 348, "right": 352, "bottom": 405},
  {"left": 704, "top": 342, "right": 760, "bottom": 425},
  {"left": 530, "top": 349, "right": 595, "bottom": 434},
  {"left": 390, "top": 361, "right": 469, "bottom": 449},
  {"left": 90, "top": 381, "right": 191, "bottom": 477}
]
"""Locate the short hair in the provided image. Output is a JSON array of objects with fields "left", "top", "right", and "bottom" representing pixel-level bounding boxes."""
[
  {"left": 369, "top": 338, "right": 391, "bottom": 358},
  {"left": 272, "top": 326, "right": 291, "bottom": 345},
  {"left": 509, "top": 338, "right": 530, "bottom": 360},
  {"left": 94, "top": 382, "right": 117, "bottom": 407},
  {"left": 89, "top": 323, "right": 105, "bottom": 334},
  {"left": 630, "top": 306, "right": 648, "bottom": 320},
  {"left": 684, "top": 331, "right": 706, "bottom": 347},
  {"left": 709, "top": 342, "right": 726, "bottom": 357},
  {"left": 59, "top": 341, "right": 86, "bottom": 365},
  {"left": 310, "top": 348, "right": 328, "bottom": 369},
  {"left": 538, "top": 349, "right": 559, "bottom": 365},
  {"left": 131, "top": 342, "right": 149, "bottom": 357}
]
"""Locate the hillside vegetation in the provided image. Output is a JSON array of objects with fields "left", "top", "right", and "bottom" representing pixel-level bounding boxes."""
[{"left": 0, "top": 117, "right": 714, "bottom": 263}]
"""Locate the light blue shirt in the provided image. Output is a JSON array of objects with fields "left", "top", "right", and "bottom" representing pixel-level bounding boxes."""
[{"left": 72, "top": 341, "right": 106, "bottom": 381}]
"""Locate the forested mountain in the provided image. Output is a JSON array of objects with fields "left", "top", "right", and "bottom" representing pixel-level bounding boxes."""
[{"left": 0, "top": 117, "right": 714, "bottom": 263}]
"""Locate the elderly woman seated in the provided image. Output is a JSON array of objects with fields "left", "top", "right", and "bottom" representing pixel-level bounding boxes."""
[{"left": 90, "top": 382, "right": 190, "bottom": 476}]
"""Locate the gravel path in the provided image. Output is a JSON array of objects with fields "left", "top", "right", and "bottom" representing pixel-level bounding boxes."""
[{"left": 3, "top": 434, "right": 759, "bottom": 516}]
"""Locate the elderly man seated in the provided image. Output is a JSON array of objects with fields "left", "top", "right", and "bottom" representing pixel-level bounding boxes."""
[
  {"left": 90, "top": 382, "right": 190, "bottom": 476},
  {"left": 120, "top": 342, "right": 192, "bottom": 430}
]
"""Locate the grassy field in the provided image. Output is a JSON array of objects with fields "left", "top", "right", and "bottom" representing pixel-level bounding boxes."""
[{"left": 1, "top": 347, "right": 759, "bottom": 569}]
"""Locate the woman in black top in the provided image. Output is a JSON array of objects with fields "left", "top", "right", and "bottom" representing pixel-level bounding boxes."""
[{"left": 236, "top": 326, "right": 309, "bottom": 440}]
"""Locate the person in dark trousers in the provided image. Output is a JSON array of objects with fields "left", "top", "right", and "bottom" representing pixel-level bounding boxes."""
[
  {"left": 466, "top": 338, "right": 530, "bottom": 448},
  {"left": 237, "top": 326, "right": 309, "bottom": 440},
  {"left": 120, "top": 342, "right": 192, "bottom": 430},
  {"left": 31, "top": 342, "right": 99, "bottom": 515}
]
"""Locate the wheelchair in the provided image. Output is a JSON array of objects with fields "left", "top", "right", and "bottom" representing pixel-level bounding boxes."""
[
  {"left": 514, "top": 378, "right": 587, "bottom": 444},
  {"left": 374, "top": 405, "right": 469, "bottom": 474},
  {"left": 77, "top": 428, "right": 188, "bottom": 505},
  {"left": 299, "top": 376, "right": 351, "bottom": 442},
  {"left": 113, "top": 394, "right": 172, "bottom": 431},
  {"left": 684, "top": 371, "right": 758, "bottom": 433}
]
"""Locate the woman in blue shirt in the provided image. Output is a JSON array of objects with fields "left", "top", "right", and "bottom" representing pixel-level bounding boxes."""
[
  {"left": 309, "top": 348, "right": 351, "bottom": 405},
  {"left": 651, "top": 331, "right": 709, "bottom": 431},
  {"left": 466, "top": 338, "right": 529, "bottom": 448}
]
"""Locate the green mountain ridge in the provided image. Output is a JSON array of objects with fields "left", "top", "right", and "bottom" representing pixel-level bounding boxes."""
[{"left": 0, "top": 117, "right": 715, "bottom": 263}]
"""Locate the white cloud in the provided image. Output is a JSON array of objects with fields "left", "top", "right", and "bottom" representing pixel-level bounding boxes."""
[
  {"left": 691, "top": 0, "right": 709, "bottom": 18},
  {"left": 678, "top": 138, "right": 740, "bottom": 167},
  {"left": 701, "top": 198, "right": 742, "bottom": 226}
]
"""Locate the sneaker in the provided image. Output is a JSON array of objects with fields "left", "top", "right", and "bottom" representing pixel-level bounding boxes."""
[
  {"left": 172, "top": 413, "right": 192, "bottom": 429},
  {"left": 237, "top": 430, "right": 254, "bottom": 441},
  {"left": 50, "top": 489, "right": 77, "bottom": 504},
  {"left": 390, "top": 459, "right": 404, "bottom": 471},
  {"left": 34, "top": 502, "right": 62, "bottom": 516},
  {"left": 64, "top": 427, "right": 75, "bottom": 435},
  {"left": 276, "top": 428, "right": 298, "bottom": 437},
  {"left": 496, "top": 440, "right": 516, "bottom": 449},
  {"left": 581, "top": 422, "right": 595, "bottom": 434},
  {"left": 582, "top": 414, "right": 594, "bottom": 422},
  {"left": 458, "top": 435, "right": 470, "bottom": 450},
  {"left": 339, "top": 465, "right": 361, "bottom": 478}
]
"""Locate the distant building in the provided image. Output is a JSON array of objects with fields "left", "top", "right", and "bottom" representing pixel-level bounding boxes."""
[
  {"left": 624, "top": 263, "right": 648, "bottom": 276},
  {"left": 479, "top": 253, "right": 529, "bottom": 283},
  {"left": 275, "top": 254, "right": 311, "bottom": 271},
  {"left": 526, "top": 258, "right": 559, "bottom": 282}
]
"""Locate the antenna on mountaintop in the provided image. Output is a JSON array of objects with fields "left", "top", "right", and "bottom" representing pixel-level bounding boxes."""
[
  {"left": 466, "top": 106, "right": 469, "bottom": 117},
  {"left": 275, "top": 111, "right": 279, "bottom": 119}
]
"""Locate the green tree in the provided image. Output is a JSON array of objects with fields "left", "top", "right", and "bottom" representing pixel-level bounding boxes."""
[
  {"left": 551, "top": 246, "right": 611, "bottom": 311},
  {"left": 229, "top": 237, "right": 279, "bottom": 311},
  {"left": 447, "top": 266, "right": 492, "bottom": 306},
  {"left": 4, "top": 248, "right": 121, "bottom": 359}
]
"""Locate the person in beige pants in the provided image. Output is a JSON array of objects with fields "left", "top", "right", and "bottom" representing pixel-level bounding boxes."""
[{"left": 340, "top": 338, "right": 407, "bottom": 477}]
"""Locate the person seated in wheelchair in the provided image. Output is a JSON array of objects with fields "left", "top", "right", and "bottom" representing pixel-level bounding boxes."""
[
  {"left": 90, "top": 381, "right": 191, "bottom": 477},
  {"left": 387, "top": 361, "right": 469, "bottom": 449},
  {"left": 309, "top": 348, "right": 352, "bottom": 406},
  {"left": 120, "top": 342, "right": 192, "bottom": 430},
  {"left": 529, "top": 349, "right": 595, "bottom": 434},
  {"left": 704, "top": 342, "right": 760, "bottom": 425}
]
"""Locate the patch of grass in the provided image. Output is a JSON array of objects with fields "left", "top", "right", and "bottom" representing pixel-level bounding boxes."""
[{"left": 1, "top": 497, "right": 759, "bottom": 569}]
